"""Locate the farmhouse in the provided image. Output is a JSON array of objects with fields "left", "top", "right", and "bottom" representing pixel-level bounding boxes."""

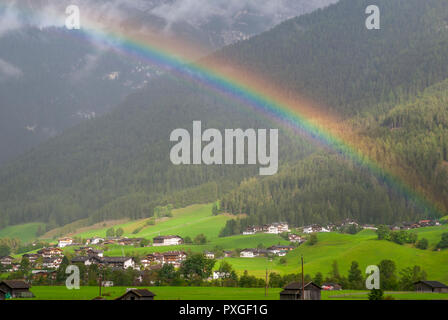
[
  {"left": 279, "top": 282, "right": 322, "bottom": 300},
  {"left": 42, "top": 257, "right": 63, "bottom": 269},
  {"left": 243, "top": 227, "right": 256, "bottom": 235},
  {"left": 38, "top": 247, "right": 63, "bottom": 258},
  {"left": 153, "top": 235, "right": 183, "bottom": 246},
  {"left": 162, "top": 251, "right": 187, "bottom": 266},
  {"left": 0, "top": 280, "right": 33, "bottom": 298},
  {"left": 240, "top": 249, "right": 259, "bottom": 258},
  {"left": 115, "top": 288, "right": 156, "bottom": 300},
  {"left": 0, "top": 256, "right": 14, "bottom": 266},
  {"left": 57, "top": 237, "right": 73, "bottom": 248},
  {"left": 85, "top": 237, "right": 104, "bottom": 245},
  {"left": 102, "top": 257, "right": 135, "bottom": 269},
  {"left": 414, "top": 281, "right": 448, "bottom": 293},
  {"left": 288, "top": 234, "right": 305, "bottom": 243},
  {"left": 223, "top": 250, "right": 233, "bottom": 258},
  {"left": 22, "top": 253, "right": 41, "bottom": 264},
  {"left": 204, "top": 251, "right": 215, "bottom": 259}
]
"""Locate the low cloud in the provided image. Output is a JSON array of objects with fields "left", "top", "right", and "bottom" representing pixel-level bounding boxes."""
[{"left": 0, "top": 58, "right": 23, "bottom": 79}]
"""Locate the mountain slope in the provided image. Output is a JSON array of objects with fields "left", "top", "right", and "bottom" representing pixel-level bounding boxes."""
[{"left": 1, "top": 0, "right": 448, "bottom": 234}]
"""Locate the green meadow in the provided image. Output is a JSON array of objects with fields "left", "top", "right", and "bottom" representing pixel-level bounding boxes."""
[
  {"left": 71, "top": 204, "right": 230, "bottom": 241},
  {"left": 0, "top": 222, "right": 46, "bottom": 243},
  {"left": 4, "top": 203, "right": 448, "bottom": 285},
  {"left": 220, "top": 228, "right": 448, "bottom": 282},
  {"left": 17, "top": 286, "right": 448, "bottom": 300}
]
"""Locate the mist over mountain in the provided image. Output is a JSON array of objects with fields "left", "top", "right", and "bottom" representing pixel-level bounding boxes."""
[{"left": 0, "top": 0, "right": 336, "bottom": 165}]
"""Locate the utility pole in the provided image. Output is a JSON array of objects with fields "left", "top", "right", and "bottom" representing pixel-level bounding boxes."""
[
  {"left": 301, "top": 255, "right": 304, "bottom": 300},
  {"left": 265, "top": 268, "right": 268, "bottom": 297}
]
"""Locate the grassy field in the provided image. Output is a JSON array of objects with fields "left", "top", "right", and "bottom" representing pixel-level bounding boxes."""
[
  {"left": 19, "top": 286, "right": 448, "bottom": 300},
  {"left": 219, "top": 228, "right": 448, "bottom": 282},
  {"left": 4, "top": 203, "right": 448, "bottom": 285},
  {"left": 70, "top": 204, "right": 231, "bottom": 241},
  {"left": 0, "top": 222, "right": 46, "bottom": 243}
]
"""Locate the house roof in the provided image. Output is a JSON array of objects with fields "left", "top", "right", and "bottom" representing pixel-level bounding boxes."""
[
  {"left": 283, "top": 281, "right": 321, "bottom": 290},
  {"left": 103, "top": 257, "right": 132, "bottom": 263},
  {"left": 115, "top": 289, "right": 156, "bottom": 300},
  {"left": 414, "top": 281, "right": 448, "bottom": 288},
  {"left": 0, "top": 280, "right": 31, "bottom": 289}
]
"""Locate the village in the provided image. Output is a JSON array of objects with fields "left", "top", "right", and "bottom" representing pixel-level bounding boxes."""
[{"left": 0, "top": 216, "right": 446, "bottom": 300}]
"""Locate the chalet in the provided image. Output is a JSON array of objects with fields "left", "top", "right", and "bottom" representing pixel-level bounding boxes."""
[
  {"left": 102, "top": 257, "right": 135, "bottom": 269},
  {"left": 204, "top": 251, "right": 215, "bottom": 259},
  {"left": 22, "top": 253, "right": 41, "bottom": 264},
  {"left": 223, "top": 250, "right": 233, "bottom": 258},
  {"left": 303, "top": 225, "right": 330, "bottom": 234},
  {"left": 42, "top": 257, "right": 63, "bottom": 269},
  {"left": 243, "top": 228, "right": 256, "bottom": 235},
  {"left": 162, "top": 251, "right": 187, "bottom": 266},
  {"left": 212, "top": 271, "right": 231, "bottom": 280},
  {"left": 71, "top": 256, "right": 93, "bottom": 266},
  {"left": 288, "top": 234, "right": 305, "bottom": 243},
  {"left": 57, "top": 237, "right": 73, "bottom": 248},
  {"left": 0, "top": 256, "right": 14, "bottom": 266},
  {"left": 264, "top": 222, "right": 289, "bottom": 234},
  {"left": 362, "top": 224, "right": 378, "bottom": 230},
  {"left": 117, "top": 238, "right": 145, "bottom": 246},
  {"left": 279, "top": 282, "right": 322, "bottom": 300},
  {"left": 267, "top": 245, "right": 294, "bottom": 256},
  {"left": 85, "top": 237, "right": 104, "bottom": 245},
  {"left": 0, "top": 280, "right": 33, "bottom": 298},
  {"left": 240, "top": 249, "right": 259, "bottom": 258},
  {"left": 115, "top": 288, "right": 156, "bottom": 300},
  {"left": 414, "top": 281, "right": 448, "bottom": 293},
  {"left": 322, "top": 283, "right": 342, "bottom": 291},
  {"left": 153, "top": 235, "right": 183, "bottom": 246},
  {"left": 86, "top": 249, "right": 104, "bottom": 258},
  {"left": 37, "top": 247, "right": 63, "bottom": 258}
]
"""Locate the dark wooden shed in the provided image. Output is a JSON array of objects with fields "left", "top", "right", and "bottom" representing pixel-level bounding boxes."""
[
  {"left": 115, "top": 289, "right": 156, "bottom": 300},
  {"left": 414, "top": 281, "right": 448, "bottom": 293},
  {"left": 0, "top": 288, "right": 6, "bottom": 300},
  {"left": 0, "top": 280, "right": 32, "bottom": 298},
  {"left": 280, "top": 282, "right": 322, "bottom": 300}
]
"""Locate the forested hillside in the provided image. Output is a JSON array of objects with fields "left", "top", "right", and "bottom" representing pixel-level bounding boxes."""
[
  {"left": 0, "top": 76, "right": 314, "bottom": 230},
  {"left": 1, "top": 0, "right": 448, "bottom": 234},
  {"left": 220, "top": 78, "right": 448, "bottom": 228},
  {"left": 214, "top": 0, "right": 448, "bottom": 114}
]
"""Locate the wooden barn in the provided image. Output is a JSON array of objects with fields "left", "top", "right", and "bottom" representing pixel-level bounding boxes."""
[
  {"left": 0, "top": 288, "right": 6, "bottom": 300},
  {"left": 0, "top": 280, "right": 33, "bottom": 298},
  {"left": 414, "top": 281, "right": 448, "bottom": 293},
  {"left": 280, "top": 282, "right": 322, "bottom": 300},
  {"left": 115, "top": 289, "right": 156, "bottom": 300}
]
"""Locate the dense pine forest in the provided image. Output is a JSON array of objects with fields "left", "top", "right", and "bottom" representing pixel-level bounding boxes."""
[{"left": 1, "top": 0, "right": 448, "bottom": 234}]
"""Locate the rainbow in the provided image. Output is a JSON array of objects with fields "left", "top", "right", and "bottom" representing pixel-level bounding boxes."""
[{"left": 1, "top": 3, "right": 443, "bottom": 217}]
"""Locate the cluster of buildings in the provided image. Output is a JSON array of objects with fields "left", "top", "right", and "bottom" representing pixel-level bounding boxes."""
[
  {"left": 140, "top": 251, "right": 187, "bottom": 269},
  {"left": 240, "top": 245, "right": 295, "bottom": 258},
  {"left": 390, "top": 219, "right": 441, "bottom": 231},
  {"left": 242, "top": 222, "right": 290, "bottom": 235}
]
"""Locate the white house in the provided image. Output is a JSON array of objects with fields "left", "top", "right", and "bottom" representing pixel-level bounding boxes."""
[
  {"left": 240, "top": 249, "right": 258, "bottom": 258},
  {"left": 58, "top": 238, "right": 73, "bottom": 248},
  {"left": 153, "top": 235, "right": 184, "bottom": 246},
  {"left": 86, "top": 237, "right": 104, "bottom": 245},
  {"left": 213, "top": 271, "right": 230, "bottom": 280}
]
